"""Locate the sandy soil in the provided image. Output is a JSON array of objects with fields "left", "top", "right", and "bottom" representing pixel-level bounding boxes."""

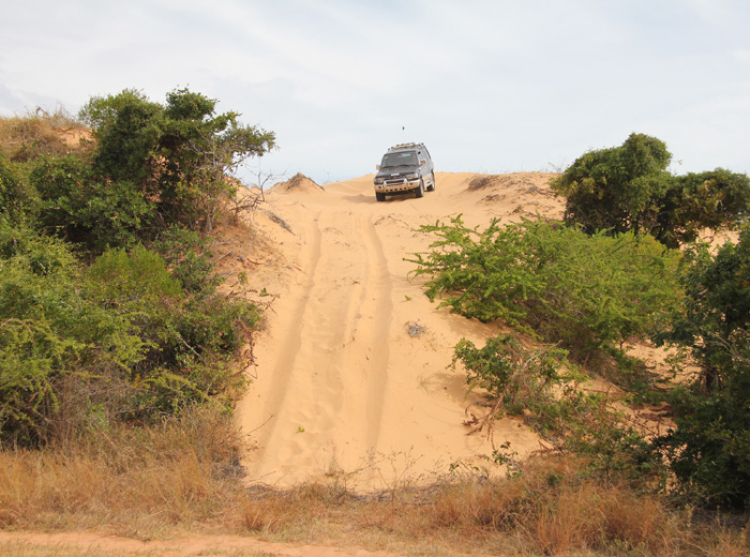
[
  {"left": 0, "top": 530, "right": 404, "bottom": 556},
  {"left": 231, "top": 172, "right": 564, "bottom": 490}
]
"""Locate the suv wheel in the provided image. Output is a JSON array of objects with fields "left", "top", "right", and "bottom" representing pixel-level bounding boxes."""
[
  {"left": 375, "top": 192, "right": 386, "bottom": 202},
  {"left": 415, "top": 178, "right": 425, "bottom": 198},
  {"left": 428, "top": 171, "right": 436, "bottom": 192}
]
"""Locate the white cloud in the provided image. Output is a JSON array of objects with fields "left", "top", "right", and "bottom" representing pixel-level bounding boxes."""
[{"left": 1, "top": 0, "right": 750, "bottom": 182}]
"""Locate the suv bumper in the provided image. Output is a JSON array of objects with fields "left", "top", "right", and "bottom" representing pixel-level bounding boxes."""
[{"left": 374, "top": 179, "right": 420, "bottom": 194}]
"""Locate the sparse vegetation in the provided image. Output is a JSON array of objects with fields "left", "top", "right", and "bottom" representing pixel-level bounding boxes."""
[
  {"left": 453, "top": 334, "right": 572, "bottom": 429},
  {"left": 0, "top": 428, "right": 746, "bottom": 556},
  {"left": 2, "top": 106, "right": 750, "bottom": 557}
]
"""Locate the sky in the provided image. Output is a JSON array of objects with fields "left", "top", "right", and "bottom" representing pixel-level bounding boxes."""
[{"left": 1, "top": 0, "right": 749, "bottom": 186}]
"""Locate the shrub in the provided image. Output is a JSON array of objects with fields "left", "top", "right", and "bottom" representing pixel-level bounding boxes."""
[
  {"left": 551, "top": 133, "right": 750, "bottom": 247},
  {"left": 79, "top": 87, "right": 276, "bottom": 233},
  {"left": 152, "top": 226, "right": 222, "bottom": 295},
  {"left": 86, "top": 244, "right": 259, "bottom": 421},
  {"left": 409, "top": 216, "right": 681, "bottom": 367},
  {"left": 30, "top": 155, "right": 155, "bottom": 252},
  {"left": 453, "top": 334, "right": 570, "bottom": 421},
  {"left": 0, "top": 156, "right": 38, "bottom": 221},
  {"left": 0, "top": 224, "right": 260, "bottom": 446},
  {"left": 654, "top": 227, "right": 750, "bottom": 508},
  {"left": 0, "top": 225, "right": 144, "bottom": 446}
]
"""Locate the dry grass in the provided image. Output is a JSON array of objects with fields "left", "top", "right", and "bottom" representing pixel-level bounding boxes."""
[
  {"left": 0, "top": 108, "right": 91, "bottom": 163},
  {"left": 1, "top": 414, "right": 749, "bottom": 557},
  {"left": 0, "top": 408, "right": 243, "bottom": 535}
]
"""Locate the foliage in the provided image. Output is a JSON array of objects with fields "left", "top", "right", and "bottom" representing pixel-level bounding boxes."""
[
  {"left": 452, "top": 331, "right": 665, "bottom": 487},
  {"left": 30, "top": 155, "right": 156, "bottom": 252},
  {"left": 551, "top": 133, "right": 672, "bottom": 235},
  {"left": 453, "top": 334, "right": 570, "bottom": 418},
  {"left": 0, "top": 222, "right": 259, "bottom": 447},
  {"left": 654, "top": 227, "right": 750, "bottom": 508},
  {"left": 79, "top": 87, "right": 276, "bottom": 234},
  {"left": 152, "top": 226, "right": 222, "bottom": 294},
  {"left": 0, "top": 224, "right": 144, "bottom": 445},
  {"left": 409, "top": 216, "right": 681, "bottom": 367},
  {"left": 551, "top": 133, "right": 750, "bottom": 247},
  {"left": 657, "top": 168, "right": 750, "bottom": 247},
  {"left": 79, "top": 88, "right": 164, "bottom": 185},
  {"left": 85, "top": 245, "right": 260, "bottom": 420},
  {"left": 0, "top": 89, "right": 265, "bottom": 448},
  {"left": 0, "top": 156, "right": 39, "bottom": 222}
]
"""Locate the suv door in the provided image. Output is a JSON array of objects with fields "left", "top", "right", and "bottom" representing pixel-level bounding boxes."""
[{"left": 419, "top": 147, "right": 435, "bottom": 191}]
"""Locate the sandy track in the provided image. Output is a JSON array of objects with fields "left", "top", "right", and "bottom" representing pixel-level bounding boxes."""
[
  {"left": 235, "top": 172, "right": 563, "bottom": 490},
  {"left": 0, "top": 531, "right": 403, "bottom": 557},
  {"left": 249, "top": 208, "right": 394, "bottom": 483}
]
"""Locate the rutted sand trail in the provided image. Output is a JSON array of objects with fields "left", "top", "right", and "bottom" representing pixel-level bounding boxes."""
[{"left": 235, "top": 172, "right": 564, "bottom": 490}]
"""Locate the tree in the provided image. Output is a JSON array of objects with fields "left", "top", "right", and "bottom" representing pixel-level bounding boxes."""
[
  {"left": 79, "top": 88, "right": 276, "bottom": 234},
  {"left": 550, "top": 133, "right": 672, "bottom": 236},
  {"left": 654, "top": 227, "right": 750, "bottom": 507},
  {"left": 654, "top": 169, "right": 750, "bottom": 247},
  {"left": 551, "top": 134, "right": 750, "bottom": 247}
]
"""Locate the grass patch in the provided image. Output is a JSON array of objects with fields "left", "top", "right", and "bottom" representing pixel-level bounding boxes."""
[{"left": 1, "top": 415, "right": 748, "bottom": 556}]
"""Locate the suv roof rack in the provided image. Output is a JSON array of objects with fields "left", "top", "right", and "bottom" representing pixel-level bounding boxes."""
[{"left": 388, "top": 142, "right": 423, "bottom": 151}]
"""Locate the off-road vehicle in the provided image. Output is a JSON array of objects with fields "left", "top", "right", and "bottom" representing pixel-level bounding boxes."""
[{"left": 373, "top": 142, "right": 435, "bottom": 202}]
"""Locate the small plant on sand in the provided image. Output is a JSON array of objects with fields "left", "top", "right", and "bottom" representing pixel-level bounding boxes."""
[{"left": 453, "top": 334, "right": 572, "bottom": 432}]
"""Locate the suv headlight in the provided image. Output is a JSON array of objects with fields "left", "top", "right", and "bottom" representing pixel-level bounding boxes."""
[
  {"left": 406, "top": 172, "right": 419, "bottom": 180},
  {"left": 374, "top": 177, "right": 384, "bottom": 185}
]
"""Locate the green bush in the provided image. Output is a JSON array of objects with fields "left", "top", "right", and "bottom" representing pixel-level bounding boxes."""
[
  {"left": 452, "top": 331, "right": 663, "bottom": 485},
  {"left": 0, "top": 223, "right": 260, "bottom": 446},
  {"left": 30, "top": 155, "right": 155, "bottom": 252},
  {"left": 0, "top": 224, "right": 145, "bottom": 445},
  {"left": 0, "top": 156, "right": 38, "bottom": 222},
  {"left": 453, "top": 334, "right": 570, "bottom": 417},
  {"left": 153, "top": 227, "right": 222, "bottom": 295},
  {"left": 654, "top": 227, "right": 750, "bottom": 508},
  {"left": 80, "top": 87, "right": 276, "bottom": 234},
  {"left": 86, "top": 244, "right": 259, "bottom": 420},
  {"left": 86, "top": 244, "right": 182, "bottom": 304},
  {"left": 409, "top": 217, "right": 681, "bottom": 367},
  {"left": 551, "top": 133, "right": 750, "bottom": 248}
]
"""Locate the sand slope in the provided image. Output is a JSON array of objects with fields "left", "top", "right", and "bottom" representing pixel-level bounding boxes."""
[{"left": 232, "top": 172, "right": 564, "bottom": 490}]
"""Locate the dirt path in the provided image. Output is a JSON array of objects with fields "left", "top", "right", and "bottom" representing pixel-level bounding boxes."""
[
  {"left": 0, "top": 530, "right": 403, "bottom": 557},
  {"left": 235, "top": 172, "right": 563, "bottom": 490}
]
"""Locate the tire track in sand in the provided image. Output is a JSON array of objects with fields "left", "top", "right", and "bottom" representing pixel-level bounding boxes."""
[
  {"left": 248, "top": 210, "right": 393, "bottom": 484},
  {"left": 350, "top": 214, "right": 392, "bottom": 453},
  {"left": 248, "top": 211, "right": 323, "bottom": 481}
]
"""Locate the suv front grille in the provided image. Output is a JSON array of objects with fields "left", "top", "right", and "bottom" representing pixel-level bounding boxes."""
[{"left": 385, "top": 178, "right": 407, "bottom": 185}]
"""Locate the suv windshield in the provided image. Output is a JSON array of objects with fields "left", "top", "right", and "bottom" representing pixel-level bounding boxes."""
[{"left": 381, "top": 151, "right": 418, "bottom": 168}]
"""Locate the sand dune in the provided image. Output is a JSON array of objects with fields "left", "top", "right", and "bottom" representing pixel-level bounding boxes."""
[{"left": 231, "top": 172, "right": 564, "bottom": 490}]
